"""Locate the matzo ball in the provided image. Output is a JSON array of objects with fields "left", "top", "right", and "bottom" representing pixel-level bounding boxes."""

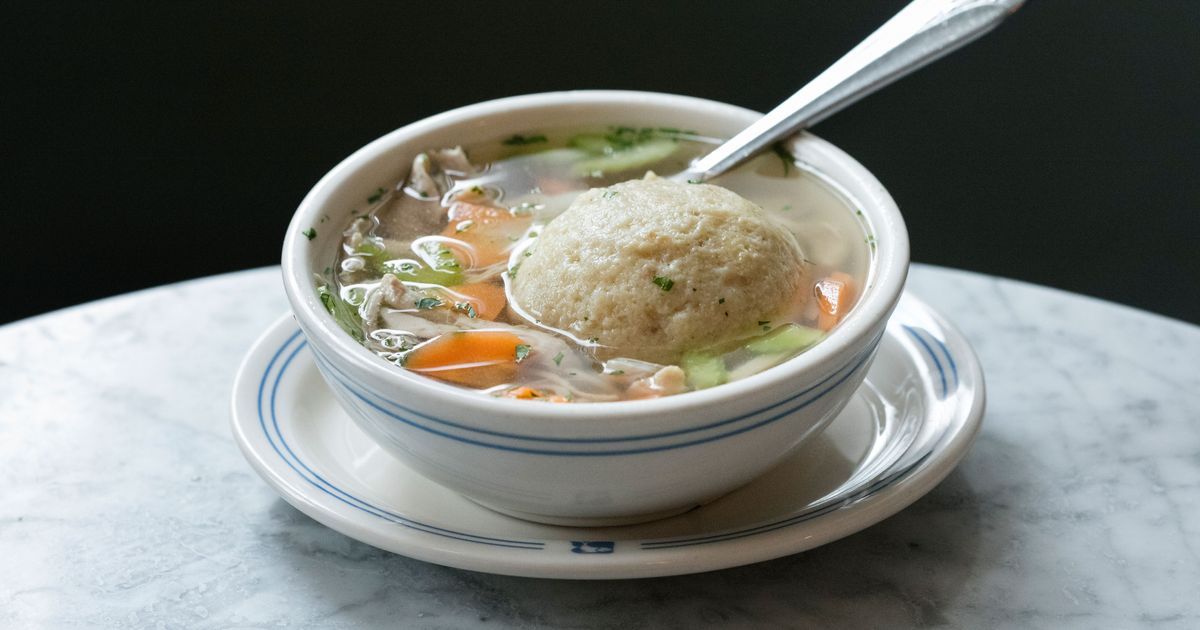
[{"left": 510, "top": 174, "right": 807, "bottom": 363}]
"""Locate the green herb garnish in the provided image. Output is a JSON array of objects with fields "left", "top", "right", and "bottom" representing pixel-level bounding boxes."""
[
  {"left": 415, "top": 297, "right": 444, "bottom": 310},
  {"left": 302, "top": 228, "right": 316, "bottom": 240},
  {"left": 552, "top": 351, "right": 565, "bottom": 366},
  {"left": 453, "top": 302, "right": 478, "bottom": 318},
  {"left": 653, "top": 276, "right": 675, "bottom": 291},
  {"left": 502, "top": 134, "right": 548, "bottom": 146},
  {"left": 367, "top": 187, "right": 385, "bottom": 204},
  {"left": 515, "top": 344, "right": 532, "bottom": 362}
]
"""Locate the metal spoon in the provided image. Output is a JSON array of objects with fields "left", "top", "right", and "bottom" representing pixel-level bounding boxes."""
[{"left": 678, "top": 0, "right": 1025, "bottom": 183}]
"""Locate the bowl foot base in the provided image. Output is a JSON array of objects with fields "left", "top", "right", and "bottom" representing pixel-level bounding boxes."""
[{"left": 466, "top": 497, "right": 701, "bottom": 527}]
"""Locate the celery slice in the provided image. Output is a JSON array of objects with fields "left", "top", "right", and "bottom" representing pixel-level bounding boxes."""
[
  {"left": 570, "top": 139, "right": 679, "bottom": 177},
  {"left": 745, "top": 324, "right": 825, "bottom": 355},
  {"left": 681, "top": 352, "right": 728, "bottom": 390}
]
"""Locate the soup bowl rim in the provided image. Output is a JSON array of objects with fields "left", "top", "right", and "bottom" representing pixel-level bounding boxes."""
[{"left": 281, "top": 89, "right": 908, "bottom": 429}]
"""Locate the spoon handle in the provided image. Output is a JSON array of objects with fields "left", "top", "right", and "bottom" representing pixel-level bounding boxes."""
[{"left": 685, "top": 0, "right": 1024, "bottom": 181}]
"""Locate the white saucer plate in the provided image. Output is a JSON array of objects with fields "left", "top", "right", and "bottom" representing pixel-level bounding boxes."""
[{"left": 231, "top": 292, "right": 984, "bottom": 579}]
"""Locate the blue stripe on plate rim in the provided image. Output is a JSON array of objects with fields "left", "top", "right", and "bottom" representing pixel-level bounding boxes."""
[
  {"left": 303, "top": 327, "right": 886, "bottom": 450},
  {"left": 256, "top": 319, "right": 960, "bottom": 553},
  {"left": 902, "top": 325, "right": 958, "bottom": 399},
  {"left": 641, "top": 325, "right": 958, "bottom": 548},
  {"left": 258, "top": 330, "right": 545, "bottom": 550}
]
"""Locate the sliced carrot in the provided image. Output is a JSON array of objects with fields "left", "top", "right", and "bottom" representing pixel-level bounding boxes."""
[
  {"left": 404, "top": 330, "right": 525, "bottom": 388},
  {"left": 444, "top": 281, "right": 508, "bottom": 320},
  {"left": 501, "top": 386, "right": 569, "bottom": 403},
  {"left": 447, "top": 201, "right": 518, "bottom": 223},
  {"left": 441, "top": 201, "right": 531, "bottom": 267},
  {"left": 815, "top": 272, "right": 857, "bottom": 331}
]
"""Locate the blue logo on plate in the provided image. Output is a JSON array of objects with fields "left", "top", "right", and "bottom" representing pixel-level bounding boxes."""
[{"left": 570, "top": 541, "right": 615, "bottom": 554}]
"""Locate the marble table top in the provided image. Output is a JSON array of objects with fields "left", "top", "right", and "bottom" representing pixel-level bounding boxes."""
[{"left": 3, "top": 264, "right": 1198, "bottom": 629}]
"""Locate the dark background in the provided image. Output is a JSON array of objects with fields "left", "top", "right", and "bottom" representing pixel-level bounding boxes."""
[{"left": 3, "top": 1, "right": 1198, "bottom": 325}]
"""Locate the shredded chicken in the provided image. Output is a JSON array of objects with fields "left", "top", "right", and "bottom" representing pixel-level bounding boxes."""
[
  {"left": 378, "top": 274, "right": 407, "bottom": 308},
  {"left": 361, "top": 274, "right": 408, "bottom": 324},
  {"left": 431, "top": 146, "right": 473, "bottom": 173},
  {"left": 626, "top": 365, "right": 688, "bottom": 399},
  {"left": 405, "top": 148, "right": 476, "bottom": 200},
  {"left": 407, "top": 153, "right": 441, "bottom": 199}
]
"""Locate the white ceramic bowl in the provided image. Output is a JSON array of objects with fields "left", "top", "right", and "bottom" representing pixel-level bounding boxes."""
[{"left": 281, "top": 91, "right": 909, "bottom": 526}]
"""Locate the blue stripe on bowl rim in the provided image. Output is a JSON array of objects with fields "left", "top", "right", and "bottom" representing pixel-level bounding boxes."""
[
  {"left": 258, "top": 330, "right": 545, "bottom": 550},
  {"left": 303, "top": 327, "right": 886, "bottom": 450},
  {"left": 308, "top": 337, "right": 879, "bottom": 456}
]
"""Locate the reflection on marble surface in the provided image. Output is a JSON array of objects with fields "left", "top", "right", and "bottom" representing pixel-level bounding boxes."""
[{"left": 2, "top": 265, "right": 1198, "bottom": 628}]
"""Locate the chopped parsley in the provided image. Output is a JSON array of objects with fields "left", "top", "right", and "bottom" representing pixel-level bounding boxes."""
[
  {"left": 515, "top": 344, "right": 532, "bottom": 362},
  {"left": 502, "top": 134, "right": 548, "bottom": 146},
  {"left": 415, "top": 297, "right": 443, "bottom": 310},
  {"left": 418, "top": 242, "right": 462, "bottom": 273},
  {"left": 367, "top": 187, "right": 385, "bottom": 204},
  {"left": 552, "top": 351, "right": 565, "bottom": 366},
  {"left": 718, "top": 297, "right": 726, "bottom": 304},
  {"left": 686, "top": 179, "right": 702, "bottom": 184},
  {"left": 653, "top": 276, "right": 674, "bottom": 291},
  {"left": 601, "top": 126, "right": 692, "bottom": 149},
  {"left": 507, "top": 264, "right": 521, "bottom": 279},
  {"left": 302, "top": 228, "right": 316, "bottom": 240},
  {"left": 607, "top": 369, "right": 625, "bottom": 375},
  {"left": 453, "top": 302, "right": 478, "bottom": 318},
  {"left": 602, "top": 190, "right": 618, "bottom": 199}
]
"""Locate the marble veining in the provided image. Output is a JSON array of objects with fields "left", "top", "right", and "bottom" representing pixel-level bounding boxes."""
[{"left": 1, "top": 265, "right": 1198, "bottom": 628}]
